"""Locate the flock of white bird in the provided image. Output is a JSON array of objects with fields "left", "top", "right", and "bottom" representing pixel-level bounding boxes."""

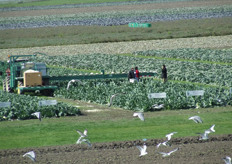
[
  {"left": 133, "top": 114, "right": 230, "bottom": 164},
  {"left": 26, "top": 110, "right": 231, "bottom": 163},
  {"left": 136, "top": 131, "right": 180, "bottom": 158}
]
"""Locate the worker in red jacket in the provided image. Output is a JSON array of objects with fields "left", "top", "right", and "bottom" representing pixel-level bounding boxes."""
[{"left": 135, "top": 66, "right": 140, "bottom": 82}]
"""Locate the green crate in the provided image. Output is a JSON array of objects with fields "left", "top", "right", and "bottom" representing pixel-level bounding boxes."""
[{"left": 128, "top": 23, "right": 151, "bottom": 28}]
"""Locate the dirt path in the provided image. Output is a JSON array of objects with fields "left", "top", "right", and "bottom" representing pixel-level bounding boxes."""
[{"left": 0, "top": 135, "right": 232, "bottom": 164}]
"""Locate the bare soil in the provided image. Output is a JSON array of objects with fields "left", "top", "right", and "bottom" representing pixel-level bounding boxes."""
[
  {"left": 0, "top": 135, "right": 232, "bottom": 164},
  {"left": 0, "top": 0, "right": 231, "bottom": 17}
]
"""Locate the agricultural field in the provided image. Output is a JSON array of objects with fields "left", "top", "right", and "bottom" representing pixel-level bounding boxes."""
[
  {"left": 0, "top": 0, "right": 232, "bottom": 163},
  {"left": 0, "top": 0, "right": 232, "bottom": 49}
]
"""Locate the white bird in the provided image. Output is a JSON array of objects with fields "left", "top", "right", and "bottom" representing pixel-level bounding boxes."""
[
  {"left": 67, "top": 79, "right": 83, "bottom": 90},
  {"left": 166, "top": 132, "right": 177, "bottom": 141},
  {"left": 159, "top": 147, "right": 179, "bottom": 157},
  {"left": 205, "top": 124, "right": 215, "bottom": 133},
  {"left": 23, "top": 151, "right": 36, "bottom": 162},
  {"left": 136, "top": 144, "right": 148, "bottom": 156},
  {"left": 197, "top": 132, "right": 210, "bottom": 140},
  {"left": 31, "top": 112, "right": 41, "bottom": 121},
  {"left": 188, "top": 116, "right": 203, "bottom": 123},
  {"left": 133, "top": 112, "right": 144, "bottom": 121},
  {"left": 157, "top": 140, "right": 170, "bottom": 148},
  {"left": 108, "top": 93, "right": 125, "bottom": 107},
  {"left": 82, "top": 138, "right": 92, "bottom": 147},
  {"left": 109, "top": 94, "right": 118, "bottom": 107},
  {"left": 223, "top": 156, "right": 231, "bottom": 164},
  {"left": 197, "top": 124, "right": 215, "bottom": 140},
  {"left": 76, "top": 129, "right": 88, "bottom": 138},
  {"left": 152, "top": 104, "right": 164, "bottom": 110},
  {"left": 76, "top": 137, "right": 92, "bottom": 147}
]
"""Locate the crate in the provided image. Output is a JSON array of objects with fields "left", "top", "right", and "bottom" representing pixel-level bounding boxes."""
[
  {"left": 128, "top": 23, "right": 151, "bottom": 28},
  {"left": 24, "top": 71, "right": 42, "bottom": 87}
]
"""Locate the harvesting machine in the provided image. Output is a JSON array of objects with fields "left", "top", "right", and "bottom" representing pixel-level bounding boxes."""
[{"left": 1, "top": 53, "right": 157, "bottom": 96}]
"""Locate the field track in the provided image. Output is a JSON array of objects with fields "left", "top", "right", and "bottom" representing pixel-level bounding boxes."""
[{"left": 1, "top": 35, "right": 232, "bottom": 60}]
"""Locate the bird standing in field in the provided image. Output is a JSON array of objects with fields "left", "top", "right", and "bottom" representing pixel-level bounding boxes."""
[
  {"left": 31, "top": 112, "right": 41, "bottom": 121},
  {"left": 136, "top": 144, "right": 148, "bottom": 157},
  {"left": 133, "top": 112, "right": 145, "bottom": 121},
  {"left": 159, "top": 147, "right": 179, "bottom": 157},
  {"left": 23, "top": 151, "right": 36, "bottom": 162},
  {"left": 188, "top": 116, "right": 203, "bottom": 123}
]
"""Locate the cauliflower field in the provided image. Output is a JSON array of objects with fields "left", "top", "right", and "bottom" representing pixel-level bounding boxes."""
[{"left": 0, "top": 0, "right": 232, "bottom": 163}]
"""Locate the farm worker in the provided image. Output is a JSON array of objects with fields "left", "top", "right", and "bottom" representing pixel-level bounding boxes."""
[
  {"left": 135, "top": 66, "right": 140, "bottom": 82},
  {"left": 128, "top": 68, "right": 135, "bottom": 82},
  {"left": 6, "top": 68, "right": 10, "bottom": 77},
  {"left": 161, "top": 64, "right": 167, "bottom": 83}
]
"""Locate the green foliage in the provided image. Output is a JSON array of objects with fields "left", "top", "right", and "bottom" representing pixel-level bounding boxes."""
[
  {"left": 34, "top": 51, "right": 232, "bottom": 87},
  {"left": 53, "top": 78, "right": 231, "bottom": 111},
  {"left": 0, "top": 91, "right": 81, "bottom": 121},
  {"left": 133, "top": 48, "right": 232, "bottom": 63},
  {"left": 47, "top": 66, "right": 100, "bottom": 76}
]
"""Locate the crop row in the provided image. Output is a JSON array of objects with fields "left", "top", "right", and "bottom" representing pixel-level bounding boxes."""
[
  {"left": 0, "top": 0, "right": 214, "bottom": 11},
  {"left": 34, "top": 52, "right": 232, "bottom": 87},
  {"left": 47, "top": 67, "right": 99, "bottom": 76},
  {"left": 133, "top": 48, "right": 232, "bottom": 63},
  {"left": 1, "top": 5, "right": 231, "bottom": 29},
  {"left": 0, "top": 91, "right": 81, "bottom": 121},
  {"left": 53, "top": 78, "right": 231, "bottom": 111}
]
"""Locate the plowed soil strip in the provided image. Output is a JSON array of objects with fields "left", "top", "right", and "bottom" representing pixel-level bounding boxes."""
[{"left": 0, "top": 135, "right": 231, "bottom": 164}]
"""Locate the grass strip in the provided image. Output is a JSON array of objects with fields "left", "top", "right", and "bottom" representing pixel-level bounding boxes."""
[
  {"left": 0, "top": 106, "right": 231, "bottom": 149},
  {"left": 1, "top": 17, "right": 231, "bottom": 49}
]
